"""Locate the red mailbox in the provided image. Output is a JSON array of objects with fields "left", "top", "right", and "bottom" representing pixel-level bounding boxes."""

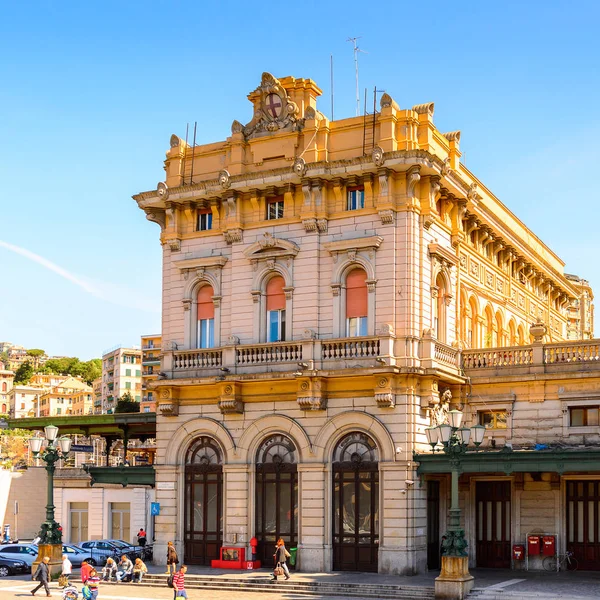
[
  {"left": 512, "top": 544, "right": 525, "bottom": 561},
  {"left": 527, "top": 535, "right": 541, "bottom": 555},
  {"left": 542, "top": 535, "right": 556, "bottom": 556}
]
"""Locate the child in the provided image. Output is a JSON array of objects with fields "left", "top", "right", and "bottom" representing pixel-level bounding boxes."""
[{"left": 62, "top": 583, "right": 79, "bottom": 600}]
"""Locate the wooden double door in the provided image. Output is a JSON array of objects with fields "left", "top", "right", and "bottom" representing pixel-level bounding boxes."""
[
  {"left": 476, "top": 481, "right": 511, "bottom": 568},
  {"left": 567, "top": 480, "right": 600, "bottom": 570}
]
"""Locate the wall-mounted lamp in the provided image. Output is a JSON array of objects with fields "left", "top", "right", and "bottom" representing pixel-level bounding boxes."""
[
  {"left": 298, "top": 362, "right": 309, "bottom": 369},
  {"left": 220, "top": 367, "right": 230, "bottom": 373},
  {"left": 375, "top": 357, "right": 387, "bottom": 365}
]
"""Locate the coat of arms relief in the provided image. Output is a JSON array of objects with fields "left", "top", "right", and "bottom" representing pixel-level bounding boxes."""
[{"left": 232, "top": 72, "right": 303, "bottom": 139}]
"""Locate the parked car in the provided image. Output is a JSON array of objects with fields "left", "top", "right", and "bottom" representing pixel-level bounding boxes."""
[
  {"left": 0, "top": 553, "right": 29, "bottom": 577},
  {"left": 61, "top": 545, "right": 96, "bottom": 567},
  {"left": 79, "top": 540, "right": 140, "bottom": 561},
  {"left": 0, "top": 544, "right": 38, "bottom": 566}
]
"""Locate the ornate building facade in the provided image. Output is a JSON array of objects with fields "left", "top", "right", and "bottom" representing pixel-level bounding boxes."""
[{"left": 135, "top": 73, "right": 596, "bottom": 574}]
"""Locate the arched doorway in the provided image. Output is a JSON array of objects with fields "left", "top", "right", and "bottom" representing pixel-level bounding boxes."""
[
  {"left": 255, "top": 435, "right": 298, "bottom": 565},
  {"left": 332, "top": 432, "right": 379, "bottom": 572},
  {"left": 184, "top": 436, "right": 223, "bottom": 565}
]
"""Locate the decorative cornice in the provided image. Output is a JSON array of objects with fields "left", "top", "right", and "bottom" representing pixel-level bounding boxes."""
[
  {"left": 243, "top": 232, "right": 300, "bottom": 261},
  {"left": 323, "top": 235, "right": 384, "bottom": 255},
  {"left": 173, "top": 256, "right": 228, "bottom": 271}
]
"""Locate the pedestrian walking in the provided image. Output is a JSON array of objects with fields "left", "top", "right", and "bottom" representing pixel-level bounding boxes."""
[
  {"left": 172, "top": 565, "right": 187, "bottom": 599},
  {"left": 166, "top": 541, "right": 178, "bottom": 575},
  {"left": 31, "top": 556, "right": 51, "bottom": 597},
  {"left": 137, "top": 528, "right": 147, "bottom": 547},
  {"left": 80, "top": 560, "right": 92, "bottom": 584},
  {"left": 61, "top": 554, "right": 73, "bottom": 585},
  {"left": 271, "top": 538, "right": 291, "bottom": 581},
  {"left": 132, "top": 558, "right": 147, "bottom": 583}
]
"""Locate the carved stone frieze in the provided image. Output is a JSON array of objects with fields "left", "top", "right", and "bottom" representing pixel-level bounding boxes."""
[
  {"left": 302, "top": 218, "right": 318, "bottom": 232},
  {"left": 292, "top": 156, "right": 307, "bottom": 177},
  {"left": 406, "top": 165, "right": 421, "bottom": 197},
  {"left": 375, "top": 393, "right": 395, "bottom": 408},
  {"left": 372, "top": 145, "right": 385, "bottom": 167},
  {"left": 296, "top": 377, "right": 326, "bottom": 411},
  {"left": 223, "top": 228, "right": 243, "bottom": 244},
  {"left": 157, "top": 181, "right": 169, "bottom": 200},
  {"left": 218, "top": 170, "right": 231, "bottom": 190},
  {"left": 379, "top": 209, "right": 394, "bottom": 225},
  {"left": 158, "top": 387, "right": 179, "bottom": 417},
  {"left": 241, "top": 72, "right": 302, "bottom": 139},
  {"left": 231, "top": 120, "right": 244, "bottom": 134},
  {"left": 317, "top": 218, "right": 328, "bottom": 233},
  {"left": 218, "top": 398, "right": 244, "bottom": 414},
  {"left": 168, "top": 239, "right": 181, "bottom": 252},
  {"left": 218, "top": 382, "right": 243, "bottom": 414}
]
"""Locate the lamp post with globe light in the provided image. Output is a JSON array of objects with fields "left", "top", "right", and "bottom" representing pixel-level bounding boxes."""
[
  {"left": 423, "top": 409, "right": 486, "bottom": 600},
  {"left": 28, "top": 425, "right": 72, "bottom": 576}
]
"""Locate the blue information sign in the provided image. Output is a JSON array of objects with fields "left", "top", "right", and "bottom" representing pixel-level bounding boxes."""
[
  {"left": 151, "top": 502, "right": 160, "bottom": 516},
  {"left": 71, "top": 444, "right": 94, "bottom": 453}
]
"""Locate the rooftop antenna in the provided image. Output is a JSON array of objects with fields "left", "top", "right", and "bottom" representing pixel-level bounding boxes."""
[
  {"left": 330, "top": 54, "right": 334, "bottom": 121},
  {"left": 189, "top": 121, "right": 197, "bottom": 185},
  {"left": 347, "top": 37, "right": 367, "bottom": 117},
  {"left": 182, "top": 123, "right": 189, "bottom": 186}
]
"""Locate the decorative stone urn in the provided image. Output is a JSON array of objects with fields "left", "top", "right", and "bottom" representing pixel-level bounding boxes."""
[{"left": 529, "top": 321, "right": 547, "bottom": 343}]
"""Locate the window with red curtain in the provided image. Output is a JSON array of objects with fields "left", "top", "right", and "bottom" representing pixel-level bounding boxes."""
[
  {"left": 197, "top": 285, "right": 215, "bottom": 348},
  {"left": 346, "top": 269, "right": 368, "bottom": 336},
  {"left": 1, "top": 382, "right": 6, "bottom": 392},
  {"left": 266, "top": 276, "right": 286, "bottom": 342}
]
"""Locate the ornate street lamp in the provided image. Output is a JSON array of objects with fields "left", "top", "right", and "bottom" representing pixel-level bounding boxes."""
[
  {"left": 28, "top": 426, "right": 72, "bottom": 546},
  {"left": 425, "top": 410, "right": 486, "bottom": 599}
]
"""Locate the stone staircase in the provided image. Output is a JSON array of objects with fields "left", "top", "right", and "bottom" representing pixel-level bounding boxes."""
[
  {"left": 128, "top": 573, "right": 436, "bottom": 599},
  {"left": 468, "top": 588, "right": 593, "bottom": 600}
]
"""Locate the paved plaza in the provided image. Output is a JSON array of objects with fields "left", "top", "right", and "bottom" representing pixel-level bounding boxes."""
[{"left": 2, "top": 566, "right": 600, "bottom": 599}]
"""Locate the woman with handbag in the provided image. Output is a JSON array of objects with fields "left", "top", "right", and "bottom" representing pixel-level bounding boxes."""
[
  {"left": 271, "top": 538, "right": 291, "bottom": 581},
  {"left": 60, "top": 554, "right": 72, "bottom": 587},
  {"left": 166, "top": 541, "right": 178, "bottom": 575}
]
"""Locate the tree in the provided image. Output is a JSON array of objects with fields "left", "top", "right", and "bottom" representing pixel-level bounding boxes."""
[
  {"left": 14, "top": 361, "right": 34, "bottom": 384},
  {"left": 115, "top": 392, "right": 140, "bottom": 414},
  {"left": 42, "top": 356, "right": 102, "bottom": 385},
  {"left": 26, "top": 349, "right": 46, "bottom": 358}
]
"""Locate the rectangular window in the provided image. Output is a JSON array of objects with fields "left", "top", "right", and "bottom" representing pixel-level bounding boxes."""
[
  {"left": 197, "top": 209, "right": 213, "bottom": 231},
  {"left": 570, "top": 406, "right": 600, "bottom": 427},
  {"left": 346, "top": 316, "right": 368, "bottom": 337},
  {"left": 125, "top": 369, "right": 131, "bottom": 377},
  {"left": 110, "top": 502, "right": 131, "bottom": 543},
  {"left": 69, "top": 502, "right": 89, "bottom": 545},
  {"left": 148, "top": 392, "right": 153, "bottom": 400},
  {"left": 268, "top": 309, "right": 286, "bottom": 342},
  {"left": 267, "top": 196, "right": 284, "bottom": 220},
  {"left": 125, "top": 381, "right": 131, "bottom": 390},
  {"left": 56, "top": 408, "right": 61, "bottom": 415},
  {"left": 479, "top": 410, "right": 508, "bottom": 429},
  {"left": 347, "top": 186, "right": 365, "bottom": 211},
  {"left": 144, "top": 406, "right": 150, "bottom": 413},
  {"left": 197, "top": 318, "right": 215, "bottom": 349},
  {"left": 136, "top": 370, "right": 141, "bottom": 377}
]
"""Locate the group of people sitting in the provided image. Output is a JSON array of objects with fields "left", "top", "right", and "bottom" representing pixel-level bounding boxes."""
[{"left": 100, "top": 555, "right": 148, "bottom": 583}]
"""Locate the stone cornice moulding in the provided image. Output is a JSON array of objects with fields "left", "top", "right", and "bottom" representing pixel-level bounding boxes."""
[
  {"left": 243, "top": 233, "right": 300, "bottom": 261},
  {"left": 323, "top": 235, "right": 384, "bottom": 256},
  {"left": 172, "top": 256, "right": 228, "bottom": 271},
  {"left": 428, "top": 243, "right": 459, "bottom": 268}
]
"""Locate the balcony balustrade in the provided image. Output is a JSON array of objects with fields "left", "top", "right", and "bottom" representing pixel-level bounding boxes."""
[
  {"left": 160, "top": 333, "right": 461, "bottom": 379},
  {"left": 462, "top": 339, "right": 600, "bottom": 375}
]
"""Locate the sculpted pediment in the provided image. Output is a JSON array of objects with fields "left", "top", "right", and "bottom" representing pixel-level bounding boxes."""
[{"left": 243, "top": 232, "right": 300, "bottom": 261}]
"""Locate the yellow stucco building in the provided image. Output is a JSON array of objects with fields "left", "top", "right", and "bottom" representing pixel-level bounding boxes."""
[{"left": 134, "top": 73, "right": 598, "bottom": 575}]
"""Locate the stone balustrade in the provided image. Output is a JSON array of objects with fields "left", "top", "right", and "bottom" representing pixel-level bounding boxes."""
[
  {"left": 463, "top": 339, "right": 600, "bottom": 372},
  {"left": 161, "top": 332, "right": 463, "bottom": 378}
]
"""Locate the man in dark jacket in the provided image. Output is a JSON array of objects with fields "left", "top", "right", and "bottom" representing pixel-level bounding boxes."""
[{"left": 31, "top": 556, "right": 51, "bottom": 596}]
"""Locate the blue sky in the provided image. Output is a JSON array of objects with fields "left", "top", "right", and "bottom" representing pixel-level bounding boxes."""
[{"left": 1, "top": 0, "right": 598, "bottom": 359}]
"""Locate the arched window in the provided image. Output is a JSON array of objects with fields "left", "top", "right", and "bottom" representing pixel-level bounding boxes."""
[
  {"left": 197, "top": 285, "right": 215, "bottom": 348},
  {"left": 266, "top": 276, "right": 286, "bottom": 342},
  {"left": 508, "top": 320, "right": 517, "bottom": 346},
  {"left": 517, "top": 324, "right": 525, "bottom": 345},
  {"left": 433, "top": 274, "right": 449, "bottom": 342},
  {"left": 1, "top": 382, "right": 6, "bottom": 392},
  {"left": 469, "top": 297, "right": 479, "bottom": 347},
  {"left": 495, "top": 311, "right": 504, "bottom": 347},
  {"left": 1, "top": 403, "right": 5, "bottom": 413},
  {"left": 346, "top": 269, "right": 368, "bottom": 337}
]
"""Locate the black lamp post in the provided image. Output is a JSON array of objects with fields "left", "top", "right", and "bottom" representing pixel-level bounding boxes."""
[
  {"left": 425, "top": 410, "right": 485, "bottom": 556},
  {"left": 29, "top": 425, "right": 72, "bottom": 545}
]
